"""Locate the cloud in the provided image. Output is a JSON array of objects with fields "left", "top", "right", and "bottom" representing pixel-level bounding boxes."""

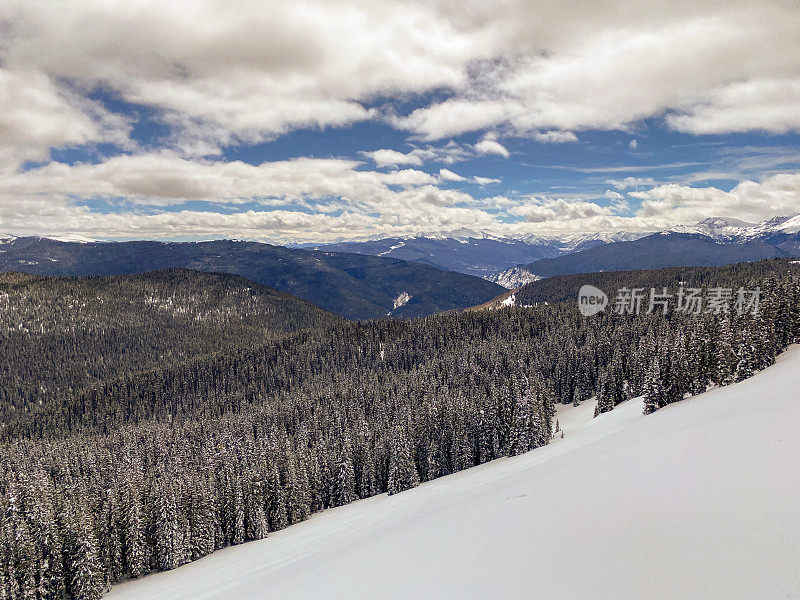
[
  {"left": 1, "top": 153, "right": 444, "bottom": 207},
  {"left": 0, "top": 152, "right": 499, "bottom": 242},
  {"left": 1, "top": 0, "right": 799, "bottom": 167},
  {"left": 396, "top": 99, "right": 514, "bottom": 142},
  {"left": 473, "top": 176, "right": 501, "bottom": 185},
  {"left": 409, "top": 141, "right": 475, "bottom": 165},
  {"left": 1, "top": 1, "right": 799, "bottom": 243},
  {"left": 393, "top": 3, "right": 800, "bottom": 139},
  {"left": 509, "top": 198, "right": 618, "bottom": 223},
  {"left": 474, "top": 137, "right": 510, "bottom": 158},
  {"left": 666, "top": 78, "right": 800, "bottom": 135},
  {"left": 1, "top": 150, "right": 797, "bottom": 241},
  {"left": 532, "top": 131, "right": 578, "bottom": 143},
  {"left": 439, "top": 168, "right": 467, "bottom": 182},
  {"left": 0, "top": 69, "right": 133, "bottom": 171},
  {"left": 361, "top": 149, "right": 423, "bottom": 168},
  {"left": 605, "top": 177, "right": 656, "bottom": 190},
  {"left": 1, "top": 0, "right": 797, "bottom": 172},
  {"left": 631, "top": 172, "right": 800, "bottom": 225},
  {"left": 0, "top": 199, "right": 500, "bottom": 245},
  {"left": 1, "top": 0, "right": 498, "bottom": 153}
]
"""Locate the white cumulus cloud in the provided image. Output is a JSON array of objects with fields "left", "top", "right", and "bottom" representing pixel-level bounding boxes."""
[
  {"left": 439, "top": 169, "right": 467, "bottom": 182},
  {"left": 361, "top": 149, "right": 423, "bottom": 168},
  {"left": 474, "top": 138, "right": 510, "bottom": 158}
]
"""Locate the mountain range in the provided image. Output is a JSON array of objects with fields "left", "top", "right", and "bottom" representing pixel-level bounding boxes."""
[
  {"left": 312, "top": 216, "right": 800, "bottom": 287},
  {"left": 496, "top": 215, "right": 800, "bottom": 283},
  {"left": 0, "top": 237, "right": 503, "bottom": 320},
  {"left": 311, "top": 229, "right": 643, "bottom": 278},
  {"left": 3, "top": 215, "right": 798, "bottom": 318}
]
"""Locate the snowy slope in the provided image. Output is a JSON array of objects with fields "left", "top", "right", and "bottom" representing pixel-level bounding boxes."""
[
  {"left": 106, "top": 347, "right": 800, "bottom": 600},
  {"left": 44, "top": 233, "right": 98, "bottom": 243},
  {"left": 486, "top": 265, "right": 542, "bottom": 289}
]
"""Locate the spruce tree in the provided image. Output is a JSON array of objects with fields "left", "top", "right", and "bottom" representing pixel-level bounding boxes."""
[{"left": 387, "top": 427, "right": 420, "bottom": 495}]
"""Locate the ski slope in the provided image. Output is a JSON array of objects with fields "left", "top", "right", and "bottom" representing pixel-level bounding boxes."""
[{"left": 107, "top": 347, "right": 800, "bottom": 600}]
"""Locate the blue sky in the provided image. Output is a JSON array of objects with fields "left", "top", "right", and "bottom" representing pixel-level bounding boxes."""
[{"left": 1, "top": 1, "right": 799, "bottom": 242}]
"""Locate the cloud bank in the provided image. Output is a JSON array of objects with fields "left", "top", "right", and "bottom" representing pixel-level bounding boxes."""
[{"left": 0, "top": 0, "right": 798, "bottom": 241}]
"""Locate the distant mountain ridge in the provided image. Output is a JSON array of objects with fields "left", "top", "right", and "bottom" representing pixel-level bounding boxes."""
[
  {"left": 0, "top": 237, "right": 504, "bottom": 320},
  {"left": 312, "top": 215, "right": 800, "bottom": 286},
  {"left": 489, "top": 215, "right": 800, "bottom": 283},
  {"left": 312, "top": 231, "right": 644, "bottom": 278},
  {"left": 474, "top": 258, "right": 800, "bottom": 310}
]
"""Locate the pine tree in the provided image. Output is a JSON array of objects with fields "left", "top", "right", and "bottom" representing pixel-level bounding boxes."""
[
  {"left": 122, "top": 481, "right": 147, "bottom": 578},
  {"left": 66, "top": 498, "right": 104, "bottom": 600},
  {"left": 735, "top": 321, "right": 759, "bottom": 381},
  {"left": 188, "top": 478, "right": 216, "bottom": 561},
  {"left": 27, "top": 471, "right": 65, "bottom": 600},
  {"left": 285, "top": 457, "right": 311, "bottom": 524},
  {"left": 510, "top": 393, "right": 532, "bottom": 456},
  {"left": 266, "top": 466, "right": 288, "bottom": 531},
  {"left": 232, "top": 476, "right": 245, "bottom": 545},
  {"left": 595, "top": 371, "right": 614, "bottom": 415},
  {"left": 387, "top": 426, "right": 420, "bottom": 495},
  {"left": 716, "top": 316, "right": 737, "bottom": 386},
  {"left": 332, "top": 456, "right": 356, "bottom": 507},
  {"left": 643, "top": 359, "right": 663, "bottom": 415},
  {"left": 154, "top": 478, "right": 187, "bottom": 570}
]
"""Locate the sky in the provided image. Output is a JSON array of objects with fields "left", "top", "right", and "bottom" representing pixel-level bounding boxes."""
[{"left": 1, "top": 0, "right": 799, "bottom": 244}]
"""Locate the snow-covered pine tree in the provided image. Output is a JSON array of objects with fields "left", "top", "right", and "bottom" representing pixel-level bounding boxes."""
[
  {"left": 595, "top": 371, "right": 614, "bottom": 415},
  {"left": 387, "top": 426, "right": 420, "bottom": 495},
  {"left": 66, "top": 497, "right": 104, "bottom": 600},
  {"left": 245, "top": 473, "right": 268, "bottom": 542},
  {"left": 332, "top": 455, "right": 356, "bottom": 507},
  {"left": 735, "top": 322, "right": 759, "bottom": 382},
  {"left": 643, "top": 359, "right": 663, "bottom": 415},
  {"left": 716, "top": 316, "right": 737, "bottom": 386},
  {"left": 510, "top": 392, "right": 532, "bottom": 456},
  {"left": 285, "top": 456, "right": 311, "bottom": 524},
  {"left": 266, "top": 466, "right": 288, "bottom": 532}
]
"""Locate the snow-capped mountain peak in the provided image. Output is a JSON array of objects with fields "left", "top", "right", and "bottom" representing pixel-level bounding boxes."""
[
  {"left": 669, "top": 214, "right": 800, "bottom": 242},
  {"left": 670, "top": 217, "right": 754, "bottom": 241},
  {"left": 776, "top": 214, "right": 800, "bottom": 234},
  {"left": 0, "top": 233, "right": 99, "bottom": 244},
  {"left": 748, "top": 214, "right": 800, "bottom": 235},
  {"left": 697, "top": 216, "right": 755, "bottom": 228}
]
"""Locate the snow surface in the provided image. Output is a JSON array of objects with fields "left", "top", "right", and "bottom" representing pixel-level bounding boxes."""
[
  {"left": 45, "top": 233, "right": 98, "bottom": 243},
  {"left": 499, "top": 293, "right": 516, "bottom": 307},
  {"left": 487, "top": 266, "right": 542, "bottom": 289},
  {"left": 106, "top": 346, "right": 800, "bottom": 600},
  {"left": 392, "top": 291, "right": 411, "bottom": 309},
  {"left": 377, "top": 241, "right": 405, "bottom": 256}
]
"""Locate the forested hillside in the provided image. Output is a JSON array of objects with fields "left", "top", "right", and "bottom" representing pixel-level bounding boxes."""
[
  {"left": 1, "top": 260, "right": 799, "bottom": 599},
  {"left": 507, "top": 258, "right": 799, "bottom": 306},
  {"left": 515, "top": 232, "right": 795, "bottom": 278},
  {"left": 0, "top": 269, "right": 339, "bottom": 412}
]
